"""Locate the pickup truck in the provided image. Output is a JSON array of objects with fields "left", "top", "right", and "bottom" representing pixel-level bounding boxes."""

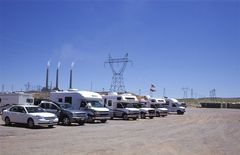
[{"left": 39, "top": 101, "right": 87, "bottom": 126}]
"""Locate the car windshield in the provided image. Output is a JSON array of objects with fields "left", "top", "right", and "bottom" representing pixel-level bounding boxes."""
[
  {"left": 26, "top": 107, "right": 45, "bottom": 113},
  {"left": 88, "top": 100, "right": 103, "bottom": 108}
]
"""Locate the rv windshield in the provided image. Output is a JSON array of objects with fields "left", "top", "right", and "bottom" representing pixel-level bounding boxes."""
[
  {"left": 88, "top": 101, "right": 103, "bottom": 108},
  {"left": 121, "top": 102, "right": 134, "bottom": 108},
  {"left": 26, "top": 106, "right": 45, "bottom": 113}
]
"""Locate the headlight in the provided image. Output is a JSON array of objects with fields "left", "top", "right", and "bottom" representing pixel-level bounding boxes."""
[
  {"left": 36, "top": 115, "right": 44, "bottom": 119},
  {"left": 95, "top": 111, "right": 100, "bottom": 115}
]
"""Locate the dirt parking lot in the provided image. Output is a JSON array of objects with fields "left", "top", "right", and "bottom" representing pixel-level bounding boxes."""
[{"left": 0, "top": 108, "right": 240, "bottom": 155}]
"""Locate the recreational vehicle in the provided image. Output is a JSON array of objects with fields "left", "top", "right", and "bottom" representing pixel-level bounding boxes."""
[
  {"left": 102, "top": 92, "right": 140, "bottom": 120},
  {"left": 163, "top": 98, "right": 186, "bottom": 114},
  {"left": 50, "top": 89, "right": 110, "bottom": 123},
  {"left": 0, "top": 92, "right": 34, "bottom": 113},
  {"left": 141, "top": 97, "right": 168, "bottom": 117}
]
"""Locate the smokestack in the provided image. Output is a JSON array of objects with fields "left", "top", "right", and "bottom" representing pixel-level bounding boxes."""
[
  {"left": 69, "top": 62, "right": 74, "bottom": 89},
  {"left": 53, "top": 62, "right": 60, "bottom": 91},
  {"left": 46, "top": 61, "right": 50, "bottom": 90},
  {"left": 69, "top": 69, "right": 72, "bottom": 89}
]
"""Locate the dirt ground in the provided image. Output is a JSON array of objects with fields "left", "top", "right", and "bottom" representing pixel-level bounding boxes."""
[{"left": 0, "top": 108, "right": 240, "bottom": 155}]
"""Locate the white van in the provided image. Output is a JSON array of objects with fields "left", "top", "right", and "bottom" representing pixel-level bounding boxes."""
[{"left": 163, "top": 98, "right": 186, "bottom": 114}]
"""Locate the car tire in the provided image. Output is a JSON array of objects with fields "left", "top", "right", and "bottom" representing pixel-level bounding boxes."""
[
  {"left": 123, "top": 114, "right": 128, "bottom": 120},
  {"left": 62, "top": 116, "right": 71, "bottom": 126},
  {"left": 100, "top": 119, "right": 107, "bottom": 123},
  {"left": 87, "top": 115, "right": 95, "bottom": 123},
  {"left": 78, "top": 121, "right": 85, "bottom": 126},
  {"left": 5, "top": 117, "right": 11, "bottom": 126},
  {"left": 28, "top": 118, "right": 35, "bottom": 129}
]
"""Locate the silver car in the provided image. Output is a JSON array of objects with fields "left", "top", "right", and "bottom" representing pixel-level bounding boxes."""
[{"left": 1, "top": 105, "right": 58, "bottom": 128}]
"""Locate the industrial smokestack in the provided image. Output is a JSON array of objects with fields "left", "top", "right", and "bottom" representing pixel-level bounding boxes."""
[
  {"left": 46, "top": 61, "right": 50, "bottom": 90},
  {"left": 42, "top": 61, "right": 50, "bottom": 92},
  {"left": 53, "top": 62, "right": 60, "bottom": 91},
  {"left": 69, "top": 62, "right": 74, "bottom": 89}
]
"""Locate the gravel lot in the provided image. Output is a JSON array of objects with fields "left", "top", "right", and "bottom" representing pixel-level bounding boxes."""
[{"left": 0, "top": 108, "right": 240, "bottom": 155}]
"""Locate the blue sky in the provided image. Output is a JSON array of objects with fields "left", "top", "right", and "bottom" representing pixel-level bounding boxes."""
[{"left": 0, "top": 0, "right": 239, "bottom": 98}]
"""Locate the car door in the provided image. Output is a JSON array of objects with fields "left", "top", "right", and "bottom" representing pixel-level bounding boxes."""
[
  {"left": 115, "top": 103, "right": 123, "bottom": 117},
  {"left": 14, "top": 106, "right": 28, "bottom": 123},
  {"left": 49, "top": 103, "right": 60, "bottom": 117},
  {"left": 8, "top": 106, "right": 18, "bottom": 123}
]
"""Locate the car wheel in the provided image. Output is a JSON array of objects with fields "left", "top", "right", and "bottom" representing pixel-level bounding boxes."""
[
  {"left": 62, "top": 116, "right": 71, "bottom": 126},
  {"left": 140, "top": 113, "right": 146, "bottom": 119},
  {"left": 28, "top": 118, "right": 35, "bottom": 129},
  {"left": 100, "top": 119, "right": 107, "bottom": 123},
  {"left": 123, "top": 114, "right": 128, "bottom": 120},
  {"left": 5, "top": 117, "right": 11, "bottom": 126},
  {"left": 87, "top": 115, "right": 95, "bottom": 123},
  {"left": 78, "top": 121, "right": 85, "bottom": 126}
]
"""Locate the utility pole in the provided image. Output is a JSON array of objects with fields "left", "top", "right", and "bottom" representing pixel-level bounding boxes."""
[{"left": 182, "top": 87, "right": 189, "bottom": 98}]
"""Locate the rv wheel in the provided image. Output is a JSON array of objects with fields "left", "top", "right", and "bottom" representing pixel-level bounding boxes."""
[
  {"left": 78, "top": 121, "right": 85, "bottom": 126},
  {"left": 5, "top": 117, "right": 11, "bottom": 126},
  {"left": 140, "top": 113, "right": 146, "bottom": 119},
  {"left": 100, "top": 119, "right": 107, "bottom": 123},
  {"left": 87, "top": 116, "right": 95, "bottom": 123}
]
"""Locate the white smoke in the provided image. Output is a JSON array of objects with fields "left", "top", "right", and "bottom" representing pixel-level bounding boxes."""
[
  {"left": 57, "top": 62, "right": 61, "bottom": 69},
  {"left": 47, "top": 61, "right": 50, "bottom": 68},
  {"left": 71, "top": 62, "right": 75, "bottom": 68}
]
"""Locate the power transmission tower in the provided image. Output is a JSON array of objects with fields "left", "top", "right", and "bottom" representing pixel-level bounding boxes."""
[
  {"left": 182, "top": 87, "right": 189, "bottom": 98},
  {"left": 105, "top": 53, "right": 132, "bottom": 92}
]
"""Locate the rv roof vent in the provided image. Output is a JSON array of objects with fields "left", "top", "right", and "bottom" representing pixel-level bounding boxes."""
[
  {"left": 108, "top": 92, "right": 118, "bottom": 96},
  {"left": 68, "top": 88, "right": 78, "bottom": 91}
]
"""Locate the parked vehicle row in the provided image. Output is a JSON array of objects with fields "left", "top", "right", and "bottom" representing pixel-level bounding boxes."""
[{"left": 1, "top": 89, "right": 186, "bottom": 129}]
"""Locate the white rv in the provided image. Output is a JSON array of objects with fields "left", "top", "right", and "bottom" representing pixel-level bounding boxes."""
[
  {"left": 50, "top": 89, "right": 110, "bottom": 123},
  {"left": 102, "top": 92, "right": 140, "bottom": 120},
  {"left": 163, "top": 98, "right": 186, "bottom": 115},
  {"left": 0, "top": 92, "right": 34, "bottom": 113},
  {"left": 141, "top": 97, "right": 168, "bottom": 117}
]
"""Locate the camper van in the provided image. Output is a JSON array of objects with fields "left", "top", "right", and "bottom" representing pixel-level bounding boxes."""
[
  {"left": 163, "top": 98, "right": 186, "bottom": 115},
  {"left": 102, "top": 92, "right": 140, "bottom": 120},
  {"left": 0, "top": 92, "right": 34, "bottom": 114},
  {"left": 141, "top": 97, "right": 168, "bottom": 117},
  {"left": 50, "top": 89, "right": 110, "bottom": 123}
]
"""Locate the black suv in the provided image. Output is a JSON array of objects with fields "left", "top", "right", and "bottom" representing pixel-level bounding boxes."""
[{"left": 39, "top": 101, "right": 87, "bottom": 126}]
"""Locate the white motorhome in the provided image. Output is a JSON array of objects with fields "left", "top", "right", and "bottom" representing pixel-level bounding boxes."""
[
  {"left": 142, "top": 97, "right": 168, "bottom": 117},
  {"left": 102, "top": 92, "right": 140, "bottom": 120},
  {"left": 50, "top": 89, "right": 110, "bottom": 123},
  {"left": 163, "top": 98, "right": 186, "bottom": 115},
  {"left": 0, "top": 92, "right": 34, "bottom": 113}
]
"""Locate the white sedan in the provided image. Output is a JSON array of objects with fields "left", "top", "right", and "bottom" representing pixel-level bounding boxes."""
[{"left": 1, "top": 105, "right": 58, "bottom": 128}]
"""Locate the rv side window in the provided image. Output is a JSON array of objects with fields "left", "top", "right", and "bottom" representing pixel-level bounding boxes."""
[
  {"left": 26, "top": 99, "right": 33, "bottom": 103},
  {"left": 108, "top": 100, "right": 112, "bottom": 106},
  {"left": 65, "top": 97, "right": 72, "bottom": 104},
  {"left": 117, "top": 103, "right": 123, "bottom": 108},
  {"left": 150, "top": 105, "right": 155, "bottom": 108},
  {"left": 58, "top": 98, "right": 63, "bottom": 103},
  {"left": 117, "top": 97, "right": 122, "bottom": 100},
  {"left": 0, "top": 98, "right": 1, "bottom": 103},
  {"left": 172, "top": 103, "right": 176, "bottom": 107},
  {"left": 80, "top": 102, "right": 86, "bottom": 107},
  {"left": 166, "top": 101, "right": 170, "bottom": 105}
]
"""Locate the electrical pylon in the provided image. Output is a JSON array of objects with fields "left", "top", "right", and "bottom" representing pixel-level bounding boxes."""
[{"left": 105, "top": 53, "right": 132, "bottom": 92}]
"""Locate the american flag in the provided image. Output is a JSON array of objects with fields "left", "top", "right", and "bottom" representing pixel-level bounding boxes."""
[{"left": 150, "top": 84, "right": 156, "bottom": 92}]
